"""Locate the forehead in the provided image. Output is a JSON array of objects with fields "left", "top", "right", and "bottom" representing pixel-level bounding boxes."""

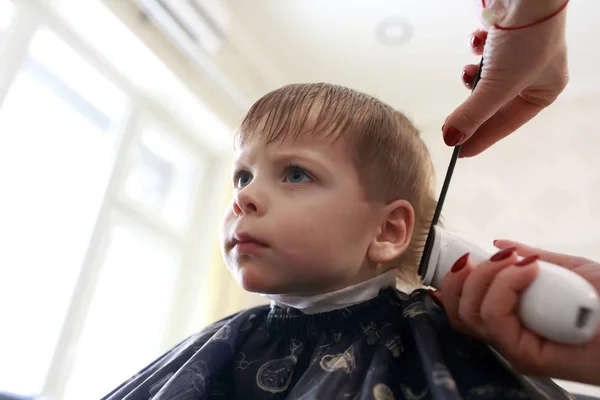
[{"left": 234, "top": 133, "right": 353, "bottom": 166}]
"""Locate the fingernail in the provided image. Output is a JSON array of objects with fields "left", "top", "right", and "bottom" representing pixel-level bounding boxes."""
[
  {"left": 427, "top": 290, "right": 444, "bottom": 308},
  {"left": 451, "top": 253, "right": 470, "bottom": 273},
  {"left": 493, "top": 240, "right": 498, "bottom": 246},
  {"left": 515, "top": 254, "right": 539, "bottom": 267},
  {"left": 443, "top": 126, "right": 465, "bottom": 146},
  {"left": 490, "top": 246, "right": 517, "bottom": 262},
  {"left": 470, "top": 35, "right": 482, "bottom": 49},
  {"left": 462, "top": 70, "right": 475, "bottom": 88}
]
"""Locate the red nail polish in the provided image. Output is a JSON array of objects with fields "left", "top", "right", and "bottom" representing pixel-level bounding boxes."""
[
  {"left": 443, "top": 126, "right": 465, "bottom": 147},
  {"left": 470, "top": 35, "right": 482, "bottom": 49},
  {"left": 490, "top": 246, "right": 517, "bottom": 262},
  {"left": 462, "top": 70, "right": 475, "bottom": 87},
  {"left": 427, "top": 290, "right": 444, "bottom": 308},
  {"left": 451, "top": 253, "right": 470, "bottom": 273},
  {"left": 493, "top": 240, "right": 498, "bottom": 246},
  {"left": 515, "top": 254, "right": 539, "bottom": 266}
]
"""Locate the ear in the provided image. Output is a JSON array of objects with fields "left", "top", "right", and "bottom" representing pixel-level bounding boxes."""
[{"left": 367, "top": 199, "right": 414, "bottom": 264}]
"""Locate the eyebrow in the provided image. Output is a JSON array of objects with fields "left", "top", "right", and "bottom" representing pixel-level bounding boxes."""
[{"left": 271, "top": 150, "right": 334, "bottom": 177}]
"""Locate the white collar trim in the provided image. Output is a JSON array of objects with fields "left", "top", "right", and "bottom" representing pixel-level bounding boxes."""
[{"left": 263, "top": 270, "right": 397, "bottom": 315}]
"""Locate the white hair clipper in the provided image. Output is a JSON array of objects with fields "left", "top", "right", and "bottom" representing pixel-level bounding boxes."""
[
  {"left": 420, "top": 58, "right": 600, "bottom": 345},
  {"left": 419, "top": 226, "right": 600, "bottom": 344}
]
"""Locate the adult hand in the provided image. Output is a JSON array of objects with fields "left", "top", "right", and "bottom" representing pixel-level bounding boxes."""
[
  {"left": 443, "top": 0, "right": 569, "bottom": 158},
  {"left": 430, "top": 240, "right": 600, "bottom": 385}
]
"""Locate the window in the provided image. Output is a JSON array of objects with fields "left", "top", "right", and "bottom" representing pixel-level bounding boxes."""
[
  {"left": 26, "top": 27, "right": 130, "bottom": 126},
  {"left": 0, "top": 27, "right": 129, "bottom": 396},
  {"left": 62, "top": 221, "right": 181, "bottom": 400},
  {"left": 123, "top": 125, "right": 202, "bottom": 232},
  {"left": 0, "top": 2, "right": 225, "bottom": 399},
  {"left": 58, "top": 124, "right": 206, "bottom": 399},
  {"left": 0, "top": 0, "right": 15, "bottom": 39}
]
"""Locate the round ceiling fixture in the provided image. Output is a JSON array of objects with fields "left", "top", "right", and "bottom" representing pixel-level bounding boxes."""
[{"left": 376, "top": 17, "right": 413, "bottom": 47}]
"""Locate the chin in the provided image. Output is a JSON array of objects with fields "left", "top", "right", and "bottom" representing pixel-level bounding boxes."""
[{"left": 234, "top": 265, "right": 290, "bottom": 294}]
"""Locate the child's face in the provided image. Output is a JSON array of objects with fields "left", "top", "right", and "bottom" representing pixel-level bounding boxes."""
[{"left": 220, "top": 134, "right": 385, "bottom": 295}]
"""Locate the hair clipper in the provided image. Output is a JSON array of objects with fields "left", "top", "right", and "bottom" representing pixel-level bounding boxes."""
[{"left": 421, "top": 225, "right": 600, "bottom": 344}]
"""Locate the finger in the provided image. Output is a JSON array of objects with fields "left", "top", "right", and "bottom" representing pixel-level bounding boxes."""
[
  {"left": 457, "top": 248, "right": 519, "bottom": 336},
  {"left": 469, "top": 29, "right": 488, "bottom": 55},
  {"left": 441, "top": 254, "right": 474, "bottom": 334},
  {"left": 493, "top": 239, "right": 591, "bottom": 270},
  {"left": 457, "top": 95, "right": 544, "bottom": 157},
  {"left": 479, "top": 263, "right": 541, "bottom": 359},
  {"left": 443, "top": 72, "right": 524, "bottom": 147},
  {"left": 462, "top": 64, "right": 480, "bottom": 90},
  {"left": 481, "top": 261, "right": 600, "bottom": 382}
]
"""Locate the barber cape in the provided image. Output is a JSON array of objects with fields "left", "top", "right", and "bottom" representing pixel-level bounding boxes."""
[{"left": 103, "top": 272, "right": 573, "bottom": 400}]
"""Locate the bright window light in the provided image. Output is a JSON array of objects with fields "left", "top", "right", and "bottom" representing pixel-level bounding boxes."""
[
  {"left": 0, "top": 28, "right": 129, "bottom": 397},
  {"left": 0, "top": 0, "right": 15, "bottom": 32},
  {"left": 62, "top": 223, "right": 180, "bottom": 400}
]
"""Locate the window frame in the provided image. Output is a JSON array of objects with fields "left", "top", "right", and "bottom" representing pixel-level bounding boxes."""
[{"left": 115, "top": 111, "right": 212, "bottom": 241}]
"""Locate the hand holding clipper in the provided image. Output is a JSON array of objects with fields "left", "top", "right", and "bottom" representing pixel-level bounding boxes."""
[{"left": 422, "top": 226, "right": 600, "bottom": 345}]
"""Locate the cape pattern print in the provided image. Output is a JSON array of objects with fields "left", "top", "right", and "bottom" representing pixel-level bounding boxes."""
[{"left": 103, "top": 288, "right": 576, "bottom": 400}]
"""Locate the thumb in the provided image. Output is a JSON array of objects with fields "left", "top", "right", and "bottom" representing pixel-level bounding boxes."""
[
  {"left": 494, "top": 239, "right": 590, "bottom": 270},
  {"left": 443, "top": 77, "right": 520, "bottom": 146}
]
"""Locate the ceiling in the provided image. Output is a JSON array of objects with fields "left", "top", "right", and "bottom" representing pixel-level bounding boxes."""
[
  {"left": 217, "top": 0, "right": 600, "bottom": 260},
  {"left": 224, "top": 0, "right": 600, "bottom": 123}
]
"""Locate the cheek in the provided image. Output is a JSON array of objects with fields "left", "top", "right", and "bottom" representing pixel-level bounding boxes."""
[
  {"left": 319, "top": 200, "right": 375, "bottom": 239},
  {"left": 220, "top": 207, "right": 235, "bottom": 246},
  {"left": 280, "top": 203, "right": 373, "bottom": 261}
]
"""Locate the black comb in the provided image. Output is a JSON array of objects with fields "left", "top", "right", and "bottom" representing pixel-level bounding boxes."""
[{"left": 418, "top": 58, "right": 484, "bottom": 278}]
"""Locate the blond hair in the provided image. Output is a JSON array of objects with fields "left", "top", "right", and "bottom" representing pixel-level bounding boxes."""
[{"left": 235, "top": 83, "right": 436, "bottom": 288}]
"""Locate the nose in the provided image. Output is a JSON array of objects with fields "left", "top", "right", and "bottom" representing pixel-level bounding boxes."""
[{"left": 233, "top": 186, "right": 264, "bottom": 216}]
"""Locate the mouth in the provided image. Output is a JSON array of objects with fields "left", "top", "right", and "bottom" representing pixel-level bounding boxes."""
[{"left": 229, "top": 232, "right": 268, "bottom": 254}]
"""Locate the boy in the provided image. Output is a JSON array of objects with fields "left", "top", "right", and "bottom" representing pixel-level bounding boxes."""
[{"left": 103, "top": 83, "right": 573, "bottom": 399}]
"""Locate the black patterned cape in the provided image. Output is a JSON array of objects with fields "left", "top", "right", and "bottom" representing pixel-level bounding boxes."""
[{"left": 102, "top": 288, "right": 575, "bottom": 400}]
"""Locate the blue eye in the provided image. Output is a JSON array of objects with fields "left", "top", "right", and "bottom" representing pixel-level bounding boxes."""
[
  {"left": 235, "top": 170, "right": 253, "bottom": 188},
  {"left": 285, "top": 166, "right": 311, "bottom": 183}
]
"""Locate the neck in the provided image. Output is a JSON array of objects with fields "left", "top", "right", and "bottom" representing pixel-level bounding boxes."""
[{"left": 263, "top": 270, "right": 398, "bottom": 314}]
